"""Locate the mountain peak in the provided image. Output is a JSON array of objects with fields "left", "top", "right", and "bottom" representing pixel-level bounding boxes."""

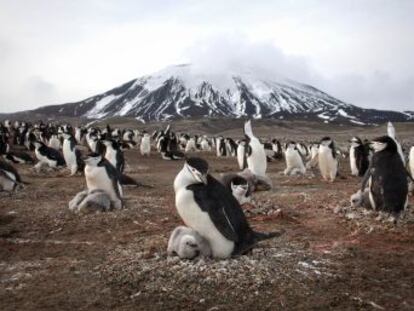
[{"left": 20, "top": 64, "right": 414, "bottom": 124}]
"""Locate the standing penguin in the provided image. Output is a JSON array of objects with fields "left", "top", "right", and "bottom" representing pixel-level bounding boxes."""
[
  {"left": 236, "top": 140, "right": 249, "bottom": 170},
  {"left": 284, "top": 141, "right": 306, "bottom": 176},
  {"left": 349, "top": 137, "right": 369, "bottom": 177},
  {"left": 216, "top": 136, "right": 226, "bottom": 157},
  {"left": 103, "top": 139, "right": 125, "bottom": 173},
  {"left": 318, "top": 137, "right": 338, "bottom": 182},
  {"left": 174, "top": 157, "right": 281, "bottom": 259},
  {"left": 83, "top": 153, "right": 123, "bottom": 209},
  {"left": 48, "top": 133, "right": 61, "bottom": 150},
  {"left": 33, "top": 141, "right": 66, "bottom": 168},
  {"left": 361, "top": 136, "right": 408, "bottom": 217},
  {"left": 62, "top": 133, "right": 84, "bottom": 175},
  {"left": 140, "top": 132, "right": 151, "bottom": 156},
  {"left": 244, "top": 120, "right": 267, "bottom": 177}
]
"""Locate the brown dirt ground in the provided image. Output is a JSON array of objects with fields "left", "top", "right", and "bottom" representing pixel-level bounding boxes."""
[{"left": 1, "top": 121, "right": 414, "bottom": 311}]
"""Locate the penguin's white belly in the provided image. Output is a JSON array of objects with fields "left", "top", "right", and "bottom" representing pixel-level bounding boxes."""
[
  {"left": 200, "top": 140, "right": 210, "bottom": 151},
  {"left": 175, "top": 188, "right": 234, "bottom": 258},
  {"left": 285, "top": 152, "right": 303, "bottom": 169},
  {"left": 409, "top": 147, "right": 414, "bottom": 178},
  {"left": 63, "top": 144, "right": 77, "bottom": 167},
  {"left": 349, "top": 147, "right": 358, "bottom": 175},
  {"left": 140, "top": 139, "right": 150, "bottom": 154},
  {"left": 85, "top": 166, "right": 119, "bottom": 202},
  {"left": 105, "top": 150, "right": 117, "bottom": 168},
  {"left": 237, "top": 145, "right": 245, "bottom": 169},
  {"left": 247, "top": 141, "right": 267, "bottom": 177}
]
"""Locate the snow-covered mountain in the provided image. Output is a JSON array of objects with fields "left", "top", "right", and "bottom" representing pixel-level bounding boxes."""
[{"left": 15, "top": 64, "right": 414, "bottom": 124}]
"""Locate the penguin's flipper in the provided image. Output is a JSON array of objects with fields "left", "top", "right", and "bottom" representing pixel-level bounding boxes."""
[
  {"left": 119, "top": 174, "right": 153, "bottom": 188},
  {"left": 253, "top": 229, "right": 285, "bottom": 242},
  {"left": 188, "top": 176, "right": 253, "bottom": 243}
]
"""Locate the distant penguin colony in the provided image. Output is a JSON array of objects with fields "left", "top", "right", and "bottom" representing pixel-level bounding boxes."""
[{"left": 1, "top": 117, "right": 413, "bottom": 261}]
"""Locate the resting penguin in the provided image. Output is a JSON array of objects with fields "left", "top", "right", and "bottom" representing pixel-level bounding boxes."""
[
  {"left": 83, "top": 153, "right": 123, "bottom": 209},
  {"left": 244, "top": 120, "right": 267, "bottom": 177},
  {"left": 33, "top": 141, "right": 66, "bottom": 168},
  {"left": 284, "top": 141, "right": 306, "bottom": 176},
  {"left": 174, "top": 157, "right": 282, "bottom": 259},
  {"left": 140, "top": 132, "right": 151, "bottom": 156},
  {"left": 103, "top": 139, "right": 125, "bottom": 173},
  {"left": 318, "top": 137, "right": 338, "bottom": 182},
  {"left": 360, "top": 136, "right": 409, "bottom": 216},
  {"left": 62, "top": 133, "right": 84, "bottom": 175},
  {"left": 228, "top": 176, "right": 251, "bottom": 205},
  {"left": 3, "top": 151, "right": 35, "bottom": 164},
  {"left": 0, "top": 159, "right": 24, "bottom": 191},
  {"left": 167, "top": 226, "right": 212, "bottom": 259},
  {"left": 349, "top": 137, "right": 369, "bottom": 177}
]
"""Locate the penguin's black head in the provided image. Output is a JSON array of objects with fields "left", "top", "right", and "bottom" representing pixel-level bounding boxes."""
[
  {"left": 83, "top": 152, "right": 102, "bottom": 166},
  {"left": 286, "top": 141, "right": 296, "bottom": 149},
  {"left": 320, "top": 136, "right": 333, "bottom": 146},
  {"left": 370, "top": 136, "right": 397, "bottom": 153},
  {"left": 350, "top": 136, "right": 362, "bottom": 145},
  {"left": 185, "top": 157, "right": 209, "bottom": 184}
]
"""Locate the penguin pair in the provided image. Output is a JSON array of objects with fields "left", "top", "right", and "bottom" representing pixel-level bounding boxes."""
[
  {"left": 159, "top": 134, "right": 185, "bottom": 160},
  {"left": 349, "top": 136, "right": 369, "bottom": 177},
  {"left": 174, "top": 157, "right": 282, "bottom": 259},
  {"left": 361, "top": 136, "right": 409, "bottom": 217}
]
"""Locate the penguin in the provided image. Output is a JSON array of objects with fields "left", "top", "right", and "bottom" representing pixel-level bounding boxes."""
[
  {"left": 62, "top": 133, "right": 84, "bottom": 175},
  {"left": 159, "top": 134, "right": 185, "bottom": 160},
  {"left": 387, "top": 122, "right": 405, "bottom": 166},
  {"left": 167, "top": 226, "right": 212, "bottom": 259},
  {"left": 83, "top": 153, "right": 123, "bottom": 209},
  {"left": 185, "top": 137, "right": 197, "bottom": 153},
  {"left": 271, "top": 139, "right": 283, "bottom": 160},
  {"left": 225, "top": 138, "right": 237, "bottom": 157},
  {"left": 306, "top": 143, "right": 319, "bottom": 169},
  {"left": 228, "top": 176, "right": 251, "bottom": 205},
  {"left": 200, "top": 136, "right": 211, "bottom": 151},
  {"left": 284, "top": 141, "right": 306, "bottom": 176},
  {"left": 103, "top": 139, "right": 125, "bottom": 173},
  {"left": 140, "top": 132, "right": 151, "bottom": 156},
  {"left": 48, "top": 133, "right": 61, "bottom": 150},
  {"left": 173, "top": 157, "right": 282, "bottom": 259},
  {"left": 0, "top": 159, "right": 24, "bottom": 191},
  {"left": 349, "top": 136, "right": 369, "bottom": 177},
  {"left": 244, "top": 120, "right": 267, "bottom": 177},
  {"left": 236, "top": 140, "right": 249, "bottom": 170},
  {"left": 3, "top": 151, "right": 35, "bottom": 164},
  {"left": 216, "top": 136, "right": 226, "bottom": 157},
  {"left": 361, "top": 136, "right": 408, "bottom": 216},
  {"left": 33, "top": 141, "right": 66, "bottom": 168},
  {"left": 68, "top": 189, "right": 111, "bottom": 213},
  {"left": 318, "top": 137, "right": 338, "bottom": 182}
]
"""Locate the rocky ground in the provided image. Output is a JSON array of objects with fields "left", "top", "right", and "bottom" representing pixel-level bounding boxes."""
[{"left": 1, "top": 121, "right": 414, "bottom": 311}]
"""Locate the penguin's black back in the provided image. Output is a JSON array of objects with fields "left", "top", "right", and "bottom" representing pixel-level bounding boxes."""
[{"left": 370, "top": 150, "right": 408, "bottom": 214}]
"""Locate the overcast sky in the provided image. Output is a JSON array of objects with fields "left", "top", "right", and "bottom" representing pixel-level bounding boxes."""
[{"left": 0, "top": 0, "right": 413, "bottom": 113}]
